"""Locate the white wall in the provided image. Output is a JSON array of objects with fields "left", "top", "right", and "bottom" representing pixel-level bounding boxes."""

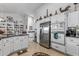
[
  {"left": 0, "top": 13, "right": 23, "bottom": 21},
  {"left": 34, "top": 3, "right": 79, "bottom": 19},
  {"left": 27, "top": 15, "right": 35, "bottom": 31},
  {"left": 34, "top": 3, "right": 79, "bottom": 43},
  {"left": 0, "top": 12, "right": 28, "bottom": 31},
  {"left": 22, "top": 15, "right": 28, "bottom": 31}
]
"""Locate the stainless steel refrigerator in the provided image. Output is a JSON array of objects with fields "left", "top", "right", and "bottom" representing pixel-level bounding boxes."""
[{"left": 40, "top": 21, "right": 51, "bottom": 48}]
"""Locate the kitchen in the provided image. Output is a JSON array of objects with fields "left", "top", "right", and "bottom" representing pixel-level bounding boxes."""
[{"left": 0, "top": 3, "right": 79, "bottom": 56}]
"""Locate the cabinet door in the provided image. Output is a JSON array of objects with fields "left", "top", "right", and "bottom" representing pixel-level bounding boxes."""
[
  {"left": 0, "top": 45, "right": 2, "bottom": 56},
  {"left": 51, "top": 16, "right": 57, "bottom": 23},
  {"left": 66, "top": 44, "right": 78, "bottom": 56},
  {"left": 2, "top": 45, "right": 10, "bottom": 56},
  {"left": 9, "top": 37, "right": 14, "bottom": 53},
  {"left": 0, "top": 40, "right": 3, "bottom": 56},
  {"left": 20, "top": 36, "right": 28, "bottom": 49},
  {"left": 51, "top": 43, "right": 65, "bottom": 53},
  {"left": 20, "top": 39, "right": 26, "bottom": 49},
  {"left": 2, "top": 38, "right": 11, "bottom": 56},
  {"left": 13, "top": 37, "right": 20, "bottom": 51},
  {"left": 68, "top": 11, "right": 79, "bottom": 27}
]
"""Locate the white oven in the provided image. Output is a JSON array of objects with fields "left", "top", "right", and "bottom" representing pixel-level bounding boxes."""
[{"left": 51, "top": 31, "right": 65, "bottom": 45}]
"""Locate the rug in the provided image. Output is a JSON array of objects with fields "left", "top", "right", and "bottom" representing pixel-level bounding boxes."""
[{"left": 32, "top": 52, "right": 50, "bottom": 56}]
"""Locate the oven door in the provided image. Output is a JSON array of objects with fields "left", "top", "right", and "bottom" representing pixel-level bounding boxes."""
[{"left": 51, "top": 32, "right": 65, "bottom": 45}]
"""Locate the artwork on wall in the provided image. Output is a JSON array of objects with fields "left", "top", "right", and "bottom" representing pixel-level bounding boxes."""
[
  {"left": 39, "top": 16, "right": 42, "bottom": 20},
  {"left": 59, "top": 5, "right": 71, "bottom": 13},
  {"left": 73, "top": 3, "right": 78, "bottom": 11},
  {"left": 35, "top": 19, "right": 38, "bottom": 23},
  {"left": 44, "top": 16, "right": 47, "bottom": 18},
  {"left": 6, "top": 16, "right": 14, "bottom": 22},
  {"left": 49, "top": 13, "right": 52, "bottom": 16},
  {"left": 55, "top": 10, "right": 58, "bottom": 15},
  {"left": 36, "top": 5, "right": 71, "bottom": 22}
]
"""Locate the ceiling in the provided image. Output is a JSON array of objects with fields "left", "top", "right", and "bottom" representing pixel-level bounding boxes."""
[{"left": 0, "top": 3, "right": 44, "bottom": 16}]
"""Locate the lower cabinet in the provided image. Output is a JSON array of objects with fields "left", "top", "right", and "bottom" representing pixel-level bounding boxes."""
[
  {"left": 66, "top": 37, "right": 79, "bottom": 56},
  {"left": 0, "top": 44, "right": 3, "bottom": 56},
  {"left": 2, "top": 45, "right": 11, "bottom": 56},
  {"left": 51, "top": 43, "right": 65, "bottom": 53},
  {"left": 9, "top": 37, "right": 14, "bottom": 53},
  {"left": 66, "top": 43, "right": 79, "bottom": 56},
  {"left": 20, "top": 36, "right": 28, "bottom": 49},
  {"left": 13, "top": 37, "right": 20, "bottom": 51},
  {"left": 0, "top": 36, "right": 28, "bottom": 56},
  {"left": 2, "top": 38, "right": 11, "bottom": 56}
]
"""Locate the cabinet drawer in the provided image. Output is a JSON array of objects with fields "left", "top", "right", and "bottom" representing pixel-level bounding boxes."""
[
  {"left": 51, "top": 43, "right": 65, "bottom": 53},
  {"left": 66, "top": 37, "right": 79, "bottom": 44}
]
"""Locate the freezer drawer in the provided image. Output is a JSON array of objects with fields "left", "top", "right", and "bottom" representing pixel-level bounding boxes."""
[{"left": 51, "top": 43, "right": 65, "bottom": 53}]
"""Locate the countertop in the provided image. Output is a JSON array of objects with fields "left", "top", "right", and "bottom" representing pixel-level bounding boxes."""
[
  {"left": 66, "top": 36, "right": 79, "bottom": 38},
  {"left": 0, "top": 34, "right": 29, "bottom": 39}
]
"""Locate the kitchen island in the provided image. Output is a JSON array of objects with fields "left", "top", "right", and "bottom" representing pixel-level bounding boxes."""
[{"left": 0, "top": 34, "right": 29, "bottom": 56}]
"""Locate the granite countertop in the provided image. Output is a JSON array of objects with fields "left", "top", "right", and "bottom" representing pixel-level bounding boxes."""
[
  {"left": 66, "top": 36, "right": 79, "bottom": 38},
  {"left": 0, "top": 34, "right": 29, "bottom": 39}
]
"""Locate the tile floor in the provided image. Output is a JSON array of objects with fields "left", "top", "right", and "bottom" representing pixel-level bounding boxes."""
[{"left": 11, "top": 40, "right": 64, "bottom": 56}]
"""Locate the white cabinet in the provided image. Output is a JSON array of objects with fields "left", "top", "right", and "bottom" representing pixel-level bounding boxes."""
[
  {"left": 0, "top": 35, "right": 28, "bottom": 56},
  {"left": 13, "top": 37, "right": 20, "bottom": 51},
  {"left": 20, "top": 36, "right": 28, "bottom": 49},
  {"left": 2, "top": 45, "right": 10, "bottom": 56},
  {"left": 9, "top": 37, "right": 14, "bottom": 53},
  {"left": 0, "top": 45, "right": 2, "bottom": 56},
  {"left": 68, "top": 11, "right": 79, "bottom": 27},
  {"left": 51, "top": 13, "right": 66, "bottom": 23},
  {"left": 66, "top": 37, "right": 79, "bottom": 56},
  {"left": 0, "top": 40, "right": 3, "bottom": 56},
  {"left": 51, "top": 43, "right": 65, "bottom": 53},
  {"left": 66, "top": 43, "right": 78, "bottom": 56},
  {"left": 34, "top": 21, "right": 40, "bottom": 43},
  {"left": 2, "top": 38, "right": 11, "bottom": 56}
]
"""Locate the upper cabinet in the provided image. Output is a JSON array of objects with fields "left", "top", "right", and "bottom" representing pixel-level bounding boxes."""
[
  {"left": 51, "top": 13, "right": 66, "bottom": 23},
  {"left": 51, "top": 14, "right": 66, "bottom": 32},
  {"left": 68, "top": 11, "right": 79, "bottom": 27}
]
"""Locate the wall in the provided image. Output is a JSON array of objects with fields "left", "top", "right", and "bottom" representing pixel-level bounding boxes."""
[
  {"left": 0, "top": 12, "right": 23, "bottom": 21},
  {"left": 34, "top": 3, "right": 79, "bottom": 19},
  {"left": 0, "top": 12, "right": 28, "bottom": 31},
  {"left": 34, "top": 3, "right": 79, "bottom": 43},
  {"left": 22, "top": 15, "right": 28, "bottom": 31}
]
